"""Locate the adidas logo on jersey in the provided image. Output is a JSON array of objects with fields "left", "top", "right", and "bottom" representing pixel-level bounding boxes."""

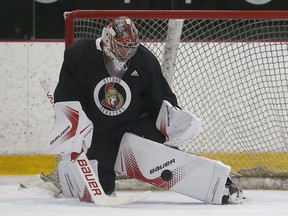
[{"left": 131, "top": 70, "right": 139, "bottom": 76}]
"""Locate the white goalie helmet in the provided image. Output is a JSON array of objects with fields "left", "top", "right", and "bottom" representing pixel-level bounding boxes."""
[{"left": 101, "top": 16, "right": 139, "bottom": 77}]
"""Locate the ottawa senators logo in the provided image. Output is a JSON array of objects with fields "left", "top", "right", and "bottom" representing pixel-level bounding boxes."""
[
  {"left": 101, "top": 82, "right": 124, "bottom": 110},
  {"left": 94, "top": 77, "right": 131, "bottom": 116}
]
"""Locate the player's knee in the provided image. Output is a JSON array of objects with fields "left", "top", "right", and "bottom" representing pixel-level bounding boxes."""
[
  {"left": 98, "top": 166, "right": 116, "bottom": 195},
  {"left": 128, "top": 116, "right": 166, "bottom": 143}
]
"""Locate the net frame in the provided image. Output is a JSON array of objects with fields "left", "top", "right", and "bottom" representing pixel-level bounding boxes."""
[
  {"left": 64, "top": 10, "right": 288, "bottom": 187},
  {"left": 65, "top": 10, "right": 288, "bottom": 46}
]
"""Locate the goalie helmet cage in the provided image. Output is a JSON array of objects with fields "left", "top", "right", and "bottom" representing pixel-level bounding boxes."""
[{"left": 64, "top": 10, "right": 288, "bottom": 189}]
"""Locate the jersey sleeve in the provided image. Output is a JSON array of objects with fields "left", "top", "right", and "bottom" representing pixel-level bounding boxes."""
[
  {"left": 54, "top": 47, "right": 86, "bottom": 107},
  {"left": 141, "top": 48, "right": 178, "bottom": 117}
]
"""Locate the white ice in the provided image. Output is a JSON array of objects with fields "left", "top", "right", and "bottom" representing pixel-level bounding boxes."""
[{"left": 0, "top": 175, "right": 287, "bottom": 216}]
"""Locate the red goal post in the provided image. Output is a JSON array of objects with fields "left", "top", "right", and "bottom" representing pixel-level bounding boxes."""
[{"left": 64, "top": 10, "right": 288, "bottom": 187}]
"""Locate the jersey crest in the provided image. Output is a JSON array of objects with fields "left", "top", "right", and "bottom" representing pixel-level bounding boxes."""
[{"left": 94, "top": 77, "right": 131, "bottom": 116}]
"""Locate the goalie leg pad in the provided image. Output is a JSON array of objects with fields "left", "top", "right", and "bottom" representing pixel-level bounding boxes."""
[
  {"left": 58, "top": 160, "right": 79, "bottom": 198},
  {"left": 58, "top": 157, "right": 99, "bottom": 202},
  {"left": 115, "top": 133, "right": 231, "bottom": 204},
  {"left": 68, "top": 152, "right": 151, "bottom": 205}
]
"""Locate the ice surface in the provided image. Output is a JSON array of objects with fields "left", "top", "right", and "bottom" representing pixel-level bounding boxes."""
[{"left": 0, "top": 175, "right": 287, "bottom": 216}]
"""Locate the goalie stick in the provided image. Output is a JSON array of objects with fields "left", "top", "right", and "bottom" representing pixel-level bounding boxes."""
[
  {"left": 40, "top": 82, "right": 150, "bottom": 205},
  {"left": 69, "top": 151, "right": 150, "bottom": 206},
  {"left": 40, "top": 79, "right": 54, "bottom": 106}
]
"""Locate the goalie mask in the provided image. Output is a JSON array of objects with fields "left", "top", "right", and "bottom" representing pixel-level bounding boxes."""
[{"left": 101, "top": 16, "right": 139, "bottom": 78}]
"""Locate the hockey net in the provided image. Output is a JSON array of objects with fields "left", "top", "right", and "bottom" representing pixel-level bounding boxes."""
[{"left": 64, "top": 10, "right": 288, "bottom": 189}]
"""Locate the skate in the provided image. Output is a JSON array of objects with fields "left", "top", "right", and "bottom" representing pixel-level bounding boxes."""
[{"left": 222, "top": 177, "right": 246, "bottom": 204}]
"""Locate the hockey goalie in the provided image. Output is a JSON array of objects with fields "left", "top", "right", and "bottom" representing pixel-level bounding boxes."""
[{"left": 46, "top": 16, "right": 245, "bottom": 205}]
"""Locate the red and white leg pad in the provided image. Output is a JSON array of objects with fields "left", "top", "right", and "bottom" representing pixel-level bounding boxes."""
[
  {"left": 48, "top": 101, "right": 149, "bottom": 205},
  {"left": 115, "top": 133, "right": 231, "bottom": 204},
  {"left": 58, "top": 152, "right": 150, "bottom": 205},
  {"left": 58, "top": 160, "right": 79, "bottom": 198},
  {"left": 58, "top": 157, "right": 99, "bottom": 201}
]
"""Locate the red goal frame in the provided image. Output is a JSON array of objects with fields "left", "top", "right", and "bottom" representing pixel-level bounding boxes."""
[{"left": 64, "top": 10, "right": 288, "bottom": 47}]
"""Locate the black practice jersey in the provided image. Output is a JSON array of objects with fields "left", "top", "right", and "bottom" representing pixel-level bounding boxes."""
[{"left": 54, "top": 39, "right": 178, "bottom": 140}]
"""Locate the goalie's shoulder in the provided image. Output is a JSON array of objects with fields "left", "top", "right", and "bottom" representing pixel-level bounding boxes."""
[
  {"left": 132, "top": 45, "right": 161, "bottom": 75},
  {"left": 135, "top": 44, "right": 159, "bottom": 63},
  {"left": 63, "top": 39, "right": 102, "bottom": 68},
  {"left": 66, "top": 38, "right": 94, "bottom": 49},
  {"left": 65, "top": 39, "right": 98, "bottom": 57}
]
